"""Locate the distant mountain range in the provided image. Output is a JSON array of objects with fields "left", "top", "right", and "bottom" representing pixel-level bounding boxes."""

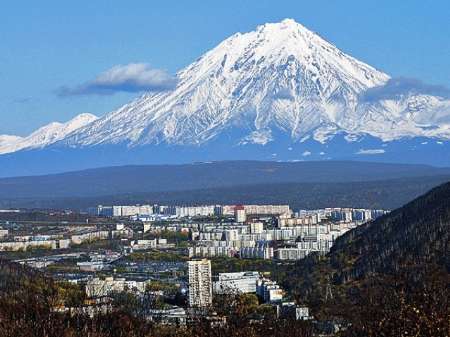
[
  {"left": 1, "top": 19, "right": 450, "bottom": 176},
  {"left": 0, "top": 113, "right": 97, "bottom": 155},
  {"left": 0, "top": 160, "right": 449, "bottom": 210}
]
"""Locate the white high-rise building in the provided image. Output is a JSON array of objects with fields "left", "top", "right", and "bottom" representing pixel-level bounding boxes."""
[
  {"left": 234, "top": 205, "right": 246, "bottom": 223},
  {"left": 188, "top": 259, "right": 213, "bottom": 307}
]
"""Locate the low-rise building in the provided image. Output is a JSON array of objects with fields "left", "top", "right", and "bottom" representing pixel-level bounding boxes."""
[
  {"left": 276, "top": 247, "right": 309, "bottom": 260},
  {"left": 0, "top": 229, "right": 9, "bottom": 238},
  {"left": 0, "top": 238, "right": 71, "bottom": 251},
  {"left": 240, "top": 244, "right": 273, "bottom": 260},
  {"left": 277, "top": 302, "right": 312, "bottom": 320},
  {"left": 85, "top": 277, "right": 148, "bottom": 298},
  {"left": 249, "top": 222, "right": 264, "bottom": 234},
  {"left": 256, "top": 278, "right": 283, "bottom": 303},
  {"left": 146, "top": 306, "right": 187, "bottom": 325},
  {"left": 71, "top": 231, "right": 109, "bottom": 245},
  {"left": 213, "top": 271, "right": 260, "bottom": 294},
  {"left": 234, "top": 206, "right": 246, "bottom": 223}
]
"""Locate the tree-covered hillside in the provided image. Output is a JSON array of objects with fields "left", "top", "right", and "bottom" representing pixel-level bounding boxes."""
[{"left": 285, "top": 182, "right": 450, "bottom": 336}]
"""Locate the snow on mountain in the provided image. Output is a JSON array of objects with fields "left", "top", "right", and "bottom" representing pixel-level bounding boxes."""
[
  {"left": 359, "top": 94, "right": 450, "bottom": 141},
  {"left": 5, "top": 19, "right": 450, "bottom": 156},
  {"left": 62, "top": 19, "right": 391, "bottom": 147},
  {"left": 0, "top": 135, "right": 24, "bottom": 154},
  {"left": 0, "top": 113, "right": 98, "bottom": 154},
  {"left": 61, "top": 18, "right": 450, "bottom": 148}
]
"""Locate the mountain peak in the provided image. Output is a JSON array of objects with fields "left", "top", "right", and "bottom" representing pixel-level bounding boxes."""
[
  {"left": 0, "top": 113, "right": 98, "bottom": 155},
  {"left": 280, "top": 17, "right": 298, "bottom": 25},
  {"left": 3, "top": 21, "right": 450, "bottom": 166},
  {"left": 65, "top": 113, "right": 98, "bottom": 129},
  {"left": 221, "top": 18, "right": 328, "bottom": 60},
  {"left": 257, "top": 18, "right": 307, "bottom": 31},
  {"left": 64, "top": 20, "right": 392, "bottom": 147}
]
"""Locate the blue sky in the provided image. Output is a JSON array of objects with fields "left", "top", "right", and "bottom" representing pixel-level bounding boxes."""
[{"left": 1, "top": 0, "right": 449, "bottom": 135}]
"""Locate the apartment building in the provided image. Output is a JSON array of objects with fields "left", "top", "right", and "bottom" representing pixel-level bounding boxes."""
[
  {"left": 188, "top": 259, "right": 213, "bottom": 307},
  {"left": 213, "top": 271, "right": 260, "bottom": 294}
]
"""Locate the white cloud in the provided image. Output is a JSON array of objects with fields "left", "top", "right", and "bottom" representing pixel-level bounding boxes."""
[
  {"left": 302, "top": 150, "right": 311, "bottom": 156},
  {"left": 361, "top": 77, "right": 450, "bottom": 102},
  {"left": 57, "top": 63, "right": 178, "bottom": 96},
  {"left": 356, "top": 148, "right": 386, "bottom": 155}
]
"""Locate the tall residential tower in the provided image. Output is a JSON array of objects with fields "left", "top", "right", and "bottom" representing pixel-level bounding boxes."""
[{"left": 188, "top": 259, "right": 212, "bottom": 307}]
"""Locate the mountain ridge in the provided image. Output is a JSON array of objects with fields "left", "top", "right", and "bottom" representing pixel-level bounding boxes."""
[
  {"left": 0, "top": 113, "right": 97, "bottom": 155},
  {"left": 55, "top": 19, "right": 450, "bottom": 146},
  {"left": 1, "top": 19, "right": 450, "bottom": 174},
  {"left": 0, "top": 160, "right": 449, "bottom": 203},
  {"left": 3, "top": 174, "right": 449, "bottom": 211}
]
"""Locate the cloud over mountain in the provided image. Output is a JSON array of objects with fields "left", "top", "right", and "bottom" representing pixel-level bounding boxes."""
[
  {"left": 57, "top": 63, "right": 178, "bottom": 96},
  {"left": 361, "top": 77, "right": 450, "bottom": 102}
]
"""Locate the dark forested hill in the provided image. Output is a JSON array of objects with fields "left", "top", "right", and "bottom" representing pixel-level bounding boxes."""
[
  {"left": 328, "top": 181, "right": 450, "bottom": 281},
  {"left": 285, "top": 182, "right": 450, "bottom": 336},
  {"left": 2, "top": 174, "right": 450, "bottom": 211},
  {"left": 1, "top": 160, "right": 450, "bottom": 199},
  {"left": 1, "top": 161, "right": 450, "bottom": 210},
  {"left": 288, "top": 181, "right": 450, "bottom": 290}
]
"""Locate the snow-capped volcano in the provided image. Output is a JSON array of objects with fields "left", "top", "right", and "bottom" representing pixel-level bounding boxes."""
[
  {"left": 62, "top": 19, "right": 391, "bottom": 146},
  {"left": 1, "top": 19, "right": 450, "bottom": 176},
  {"left": 0, "top": 113, "right": 97, "bottom": 154},
  {"left": 59, "top": 19, "right": 449, "bottom": 148}
]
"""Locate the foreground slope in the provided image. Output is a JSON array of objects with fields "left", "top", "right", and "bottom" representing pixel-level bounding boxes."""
[
  {"left": 331, "top": 181, "right": 450, "bottom": 280},
  {"left": 288, "top": 181, "right": 450, "bottom": 298},
  {"left": 287, "top": 182, "right": 450, "bottom": 335}
]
